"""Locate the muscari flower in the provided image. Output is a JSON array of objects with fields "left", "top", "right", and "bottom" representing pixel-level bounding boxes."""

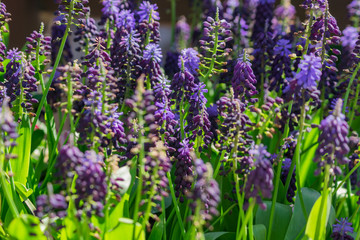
[
  {"left": 51, "top": 15, "right": 73, "bottom": 65},
  {"left": 101, "top": 0, "right": 121, "bottom": 23},
  {"left": 0, "top": 100, "right": 18, "bottom": 149},
  {"left": 137, "top": 1, "right": 160, "bottom": 23},
  {"left": 0, "top": 2, "right": 11, "bottom": 29},
  {"left": 331, "top": 218, "right": 354, "bottom": 240},
  {"left": 348, "top": 0, "right": 360, "bottom": 18},
  {"left": 142, "top": 43, "right": 162, "bottom": 86},
  {"left": 174, "top": 139, "right": 194, "bottom": 202},
  {"left": 178, "top": 48, "right": 200, "bottom": 76},
  {"left": 36, "top": 193, "right": 67, "bottom": 219},
  {"left": 314, "top": 99, "right": 350, "bottom": 175},
  {"left": 295, "top": 54, "right": 322, "bottom": 90},
  {"left": 269, "top": 39, "right": 293, "bottom": 92},
  {"left": 245, "top": 144, "right": 273, "bottom": 210},
  {"left": 25, "top": 29, "right": 52, "bottom": 63},
  {"left": 281, "top": 158, "right": 296, "bottom": 203},
  {"left": 251, "top": 0, "right": 275, "bottom": 41},
  {"left": 232, "top": 51, "right": 257, "bottom": 102},
  {"left": 164, "top": 50, "right": 180, "bottom": 77},
  {"left": 116, "top": 9, "right": 136, "bottom": 30},
  {"left": 342, "top": 26, "right": 358, "bottom": 50},
  {"left": 187, "top": 158, "right": 220, "bottom": 223}
]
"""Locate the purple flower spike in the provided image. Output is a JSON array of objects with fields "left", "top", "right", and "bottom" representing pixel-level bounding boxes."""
[
  {"left": 116, "top": 9, "right": 136, "bottom": 30},
  {"left": 314, "top": 99, "right": 350, "bottom": 175},
  {"left": 331, "top": 218, "right": 354, "bottom": 240},
  {"left": 295, "top": 54, "right": 322, "bottom": 90},
  {"left": 137, "top": 1, "right": 160, "bottom": 23},
  {"left": 232, "top": 52, "right": 258, "bottom": 101},
  {"left": 342, "top": 26, "right": 358, "bottom": 50},
  {"left": 245, "top": 144, "right": 273, "bottom": 210},
  {"left": 143, "top": 43, "right": 162, "bottom": 64},
  {"left": 178, "top": 48, "right": 200, "bottom": 76}
]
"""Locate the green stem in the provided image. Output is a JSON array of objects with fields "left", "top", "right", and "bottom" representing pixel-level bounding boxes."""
[
  {"left": 161, "top": 198, "right": 167, "bottom": 240},
  {"left": 204, "top": 203, "right": 237, "bottom": 233},
  {"left": 0, "top": 144, "right": 19, "bottom": 218},
  {"left": 333, "top": 161, "right": 360, "bottom": 194},
  {"left": 267, "top": 159, "right": 283, "bottom": 240},
  {"left": 167, "top": 171, "right": 186, "bottom": 239},
  {"left": 31, "top": 0, "right": 74, "bottom": 133},
  {"left": 343, "top": 63, "right": 360, "bottom": 114},
  {"left": 238, "top": 200, "right": 255, "bottom": 240},
  {"left": 284, "top": 93, "right": 307, "bottom": 219},
  {"left": 348, "top": 75, "right": 360, "bottom": 127},
  {"left": 314, "top": 164, "right": 330, "bottom": 240}
]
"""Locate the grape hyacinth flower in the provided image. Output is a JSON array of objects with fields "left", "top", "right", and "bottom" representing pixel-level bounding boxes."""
[
  {"left": 348, "top": 0, "right": 360, "bottom": 19},
  {"left": 251, "top": 0, "right": 275, "bottom": 41},
  {"left": 36, "top": 193, "right": 67, "bottom": 219},
  {"left": 0, "top": 2, "right": 11, "bottom": 30},
  {"left": 101, "top": 0, "right": 121, "bottom": 24},
  {"left": 170, "top": 68, "right": 197, "bottom": 104},
  {"left": 74, "top": 150, "right": 107, "bottom": 217},
  {"left": 245, "top": 144, "right": 274, "bottom": 210},
  {"left": 178, "top": 48, "right": 200, "bottom": 76},
  {"left": 314, "top": 99, "right": 350, "bottom": 175},
  {"left": 187, "top": 159, "right": 220, "bottom": 223},
  {"left": 231, "top": 51, "right": 258, "bottom": 102},
  {"left": 175, "top": 16, "right": 190, "bottom": 49},
  {"left": 269, "top": 39, "right": 293, "bottom": 92},
  {"left": 342, "top": 26, "right": 358, "bottom": 51},
  {"left": 116, "top": 9, "right": 136, "bottom": 30},
  {"left": 74, "top": 14, "right": 98, "bottom": 53},
  {"left": 25, "top": 28, "right": 51, "bottom": 63},
  {"left": 331, "top": 218, "right": 354, "bottom": 240},
  {"left": 174, "top": 139, "right": 194, "bottom": 202},
  {"left": 142, "top": 43, "right": 162, "bottom": 86},
  {"left": 286, "top": 54, "right": 322, "bottom": 92},
  {"left": 137, "top": 1, "right": 160, "bottom": 23}
]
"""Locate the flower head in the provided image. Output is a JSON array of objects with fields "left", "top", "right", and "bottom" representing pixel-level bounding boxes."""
[
  {"left": 143, "top": 43, "right": 162, "bottom": 64},
  {"left": 331, "top": 218, "right": 354, "bottom": 240},
  {"left": 178, "top": 48, "right": 200, "bottom": 76},
  {"left": 137, "top": 1, "right": 160, "bottom": 22},
  {"left": 295, "top": 54, "right": 322, "bottom": 90}
]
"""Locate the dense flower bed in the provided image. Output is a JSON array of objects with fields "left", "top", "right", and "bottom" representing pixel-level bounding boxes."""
[{"left": 0, "top": 0, "right": 359, "bottom": 239}]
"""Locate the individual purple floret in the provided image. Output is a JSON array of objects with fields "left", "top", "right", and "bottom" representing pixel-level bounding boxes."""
[
  {"left": 269, "top": 39, "right": 293, "bottom": 92},
  {"left": 232, "top": 51, "right": 258, "bottom": 102},
  {"left": 187, "top": 158, "right": 220, "bottom": 222},
  {"left": 178, "top": 48, "right": 200, "bottom": 76},
  {"left": 0, "top": 100, "right": 18, "bottom": 149},
  {"left": 174, "top": 139, "right": 194, "bottom": 202},
  {"left": 245, "top": 144, "right": 273, "bottom": 210},
  {"left": 137, "top": 1, "right": 160, "bottom": 23},
  {"left": 331, "top": 218, "right": 354, "bottom": 240},
  {"left": 314, "top": 99, "right": 350, "bottom": 175},
  {"left": 36, "top": 193, "right": 67, "bottom": 219}
]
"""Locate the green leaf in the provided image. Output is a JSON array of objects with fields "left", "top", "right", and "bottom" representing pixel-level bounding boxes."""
[
  {"left": 8, "top": 214, "right": 46, "bottom": 240},
  {"left": 31, "top": 129, "right": 45, "bottom": 153},
  {"left": 108, "top": 193, "right": 129, "bottom": 230},
  {"left": 14, "top": 182, "right": 33, "bottom": 201},
  {"left": 300, "top": 110, "right": 321, "bottom": 187},
  {"left": 148, "top": 214, "right": 164, "bottom": 240},
  {"left": 285, "top": 188, "right": 320, "bottom": 240},
  {"left": 304, "top": 194, "right": 331, "bottom": 240},
  {"left": 253, "top": 224, "right": 267, "bottom": 240},
  {"left": 204, "top": 232, "right": 235, "bottom": 240},
  {"left": 12, "top": 115, "right": 31, "bottom": 185},
  {"left": 104, "top": 218, "right": 145, "bottom": 240},
  {"left": 255, "top": 201, "right": 292, "bottom": 240}
]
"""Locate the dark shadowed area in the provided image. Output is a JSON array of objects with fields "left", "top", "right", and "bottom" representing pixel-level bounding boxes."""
[{"left": 3, "top": 0, "right": 353, "bottom": 48}]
